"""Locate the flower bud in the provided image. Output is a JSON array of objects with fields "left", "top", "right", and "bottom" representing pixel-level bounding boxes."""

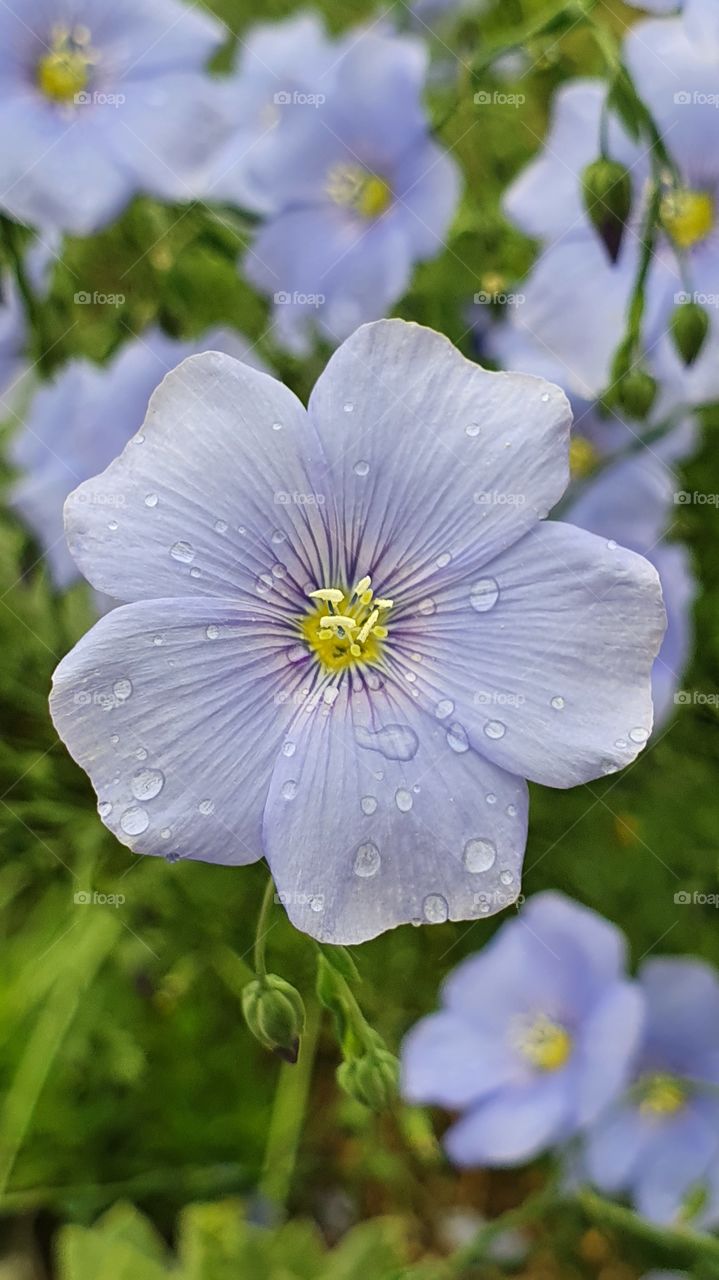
[
  {"left": 242, "top": 974, "right": 305, "bottom": 1063},
  {"left": 337, "top": 1048, "right": 400, "bottom": 1111},
  {"left": 671, "top": 300, "right": 709, "bottom": 366},
  {"left": 616, "top": 368, "right": 658, "bottom": 421},
  {"left": 582, "top": 159, "right": 633, "bottom": 262}
]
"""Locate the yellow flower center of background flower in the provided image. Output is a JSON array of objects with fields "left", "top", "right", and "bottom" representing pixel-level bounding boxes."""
[
  {"left": 639, "top": 1072, "right": 686, "bottom": 1116},
  {"left": 326, "top": 164, "right": 393, "bottom": 219},
  {"left": 515, "top": 1014, "right": 572, "bottom": 1072},
  {"left": 37, "top": 26, "right": 94, "bottom": 103},
  {"left": 660, "top": 189, "right": 715, "bottom": 250},
  {"left": 300, "top": 576, "right": 393, "bottom": 672},
  {"left": 569, "top": 436, "right": 599, "bottom": 480}
]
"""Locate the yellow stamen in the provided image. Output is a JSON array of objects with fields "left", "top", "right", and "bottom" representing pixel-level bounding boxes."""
[
  {"left": 569, "top": 436, "right": 599, "bottom": 480},
  {"left": 308, "top": 588, "right": 345, "bottom": 605},
  {"left": 319, "top": 615, "right": 358, "bottom": 631},
  {"left": 353, "top": 575, "right": 372, "bottom": 597},
  {"left": 639, "top": 1073, "right": 686, "bottom": 1116},
  {"left": 300, "top": 574, "right": 393, "bottom": 672},
  {"left": 326, "top": 166, "right": 392, "bottom": 220},
  {"left": 37, "top": 26, "right": 95, "bottom": 103},
  {"left": 357, "top": 608, "right": 380, "bottom": 646},
  {"left": 375, "top": 598, "right": 394, "bottom": 610},
  {"left": 661, "top": 188, "right": 715, "bottom": 251},
  {"left": 515, "top": 1014, "right": 572, "bottom": 1072}
]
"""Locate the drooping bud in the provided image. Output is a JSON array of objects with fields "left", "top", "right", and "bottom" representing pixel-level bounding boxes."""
[
  {"left": 337, "top": 1047, "right": 400, "bottom": 1112},
  {"left": 582, "top": 159, "right": 633, "bottom": 262},
  {"left": 671, "top": 300, "right": 709, "bottom": 366},
  {"left": 242, "top": 974, "right": 305, "bottom": 1064},
  {"left": 615, "top": 368, "right": 658, "bottom": 421}
]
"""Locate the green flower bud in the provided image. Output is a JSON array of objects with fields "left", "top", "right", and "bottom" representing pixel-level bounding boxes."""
[
  {"left": 616, "top": 367, "right": 658, "bottom": 421},
  {"left": 671, "top": 300, "right": 709, "bottom": 366},
  {"left": 582, "top": 158, "right": 633, "bottom": 262},
  {"left": 337, "top": 1048, "right": 400, "bottom": 1112},
  {"left": 242, "top": 974, "right": 305, "bottom": 1063}
]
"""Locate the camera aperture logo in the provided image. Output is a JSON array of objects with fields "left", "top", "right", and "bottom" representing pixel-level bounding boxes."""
[{"left": 675, "top": 889, "right": 719, "bottom": 908}]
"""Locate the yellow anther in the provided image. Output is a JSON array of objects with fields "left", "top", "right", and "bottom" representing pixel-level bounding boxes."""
[
  {"left": 318, "top": 628, "right": 333, "bottom": 640},
  {"left": 319, "top": 615, "right": 358, "bottom": 631},
  {"left": 515, "top": 1015, "right": 572, "bottom": 1072},
  {"left": 360, "top": 589, "right": 373, "bottom": 606},
  {"left": 353, "top": 575, "right": 372, "bottom": 597},
  {"left": 350, "top": 643, "right": 361, "bottom": 657},
  {"left": 308, "top": 588, "right": 345, "bottom": 605},
  {"left": 357, "top": 608, "right": 380, "bottom": 646},
  {"left": 375, "top": 598, "right": 394, "bottom": 610},
  {"left": 640, "top": 1073, "right": 686, "bottom": 1116},
  {"left": 373, "top": 625, "right": 388, "bottom": 639},
  {"left": 37, "top": 25, "right": 95, "bottom": 103}
]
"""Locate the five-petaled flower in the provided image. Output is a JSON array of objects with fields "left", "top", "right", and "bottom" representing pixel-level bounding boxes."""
[
  {"left": 402, "top": 892, "right": 644, "bottom": 1164},
  {"left": 50, "top": 320, "right": 664, "bottom": 944}
]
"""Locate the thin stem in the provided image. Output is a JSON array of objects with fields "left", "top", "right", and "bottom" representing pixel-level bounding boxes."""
[
  {"left": 254, "top": 873, "right": 276, "bottom": 980},
  {"left": 577, "top": 1187, "right": 719, "bottom": 1268},
  {"left": 258, "top": 1000, "right": 321, "bottom": 1209},
  {"left": 0, "top": 217, "right": 49, "bottom": 376}
]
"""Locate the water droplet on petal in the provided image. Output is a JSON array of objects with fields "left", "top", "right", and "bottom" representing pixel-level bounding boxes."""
[
  {"left": 354, "top": 842, "right": 381, "bottom": 878},
  {"left": 361, "top": 795, "right": 378, "bottom": 815},
  {"left": 423, "top": 893, "right": 449, "bottom": 924},
  {"left": 436, "top": 552, "right": 452, "bottom": 568},
  {"left": 500, "top": 869, "right": 514, "bottom": 885},
  {"left": 271, "top": 529, "right": 286, "bottom": 544},
  {"left": 463, "top": 838, "right": 496, "bottom": 872},
  {"left": 205, "top": 624, "right": 219, "bottom": 640},
  {"left": 465, "top": 422, "right": 480, "bottom": 437},
  {"left": 541, "top": 392, "right": 550, "bottom": 403},
  {"left": 343, "top": 401, "right": 354, "bottom": 413},
  {"left": 485, "top": 792, "right": 497, "bottom": 805},
  {"left": 135, "top": 747, "right": 147, "bottom": 761},
  {"left": 152, "top": 635, "right": 163, "bottom": 646},
  {"left": 131, "top": 768, "right": 164, "bottom": 801},
  {"left": 447, "top": 722, "right": 469, "bottom": 753},
  {"left": 160, "top": 828, "right": 171, "bottom": 839},
  {"left": 271, "top": 563, "right": 287, "bottom": 579},
  {"left": 98, "top": 800, "right": 112, "bottom": 818},
  {"left": 470, "top": 577, "right": 499, "bottom": 612},
  {"left": 272, "top": 421, "right": 283, "bottom": 431},
  {"left": 282, "top": 741, "right": 296, "bottom": 757},
  {"left": 190, "top": 567, "right": 201, "bottom": 579},
  {"left": 484, "top": 720, "right": 506, "bottom": 740},
  {"left": 353, "top": 460, "right": 370, "bottom": 477},
  {"left": 281, "top": 779, "right": 298, "bottom": 801},
  {"left": 615, "top": 738, "right": 629, "bottom": 750},
  {"left": 607, "top": 539, "right": 617, "bottom": 550},
  {"left": 286, "top": 644, "right": 306, "bottom": 664},
  {"left": 108, "top": 519, "right": 118, "bottom": 531},
  {"left": 365, "top": 671, "right": 383, "bottom": 691},
  {"left": 120, "top": 806, "right": 149, "bottom": 835},
  {"left": 170, "top": 540, "right": 195, "bottom": 564},
  {"left": 417, "top": 597, "right": 436, "bottom": 616},
  {"left": 144, "top": 493, "right": 159, "bottom": 508},
  {"left": 435, "top": 699, "right": 454, "bottom": 720},
  {"left": 629, "top": 726, "right": 649, "bottom": 744},
  {"left": 255, "top": 575, "right": 273, "bottom": 596},
  {"left": 395, "top": 788, "right": 413, "bottom": 812},
  {"left": 113, "top": 678, "right": 132, "bottom": 702},
  {"left": 198, "top": 799, "right": 214, "bottom": 815},
  {"left": 551, "top": 696, "right": 565, "bottom": 711},
  {"left": 354, "top": 723, "right": 419, "bottom": 761},
  {"left": 110, "top": 734, "right": 119, "bottom": 745}
]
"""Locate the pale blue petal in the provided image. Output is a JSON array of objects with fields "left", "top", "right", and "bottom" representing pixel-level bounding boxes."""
[
  {"left": 444, "top": 1074, "right": 571, "bottom": 1166},
  {"left": 402, "top": 1010, "right": 519, "bottom": 1108},
  {"left": 585, "top": 1103, "right": 651, "bottom": 1192},
  {"left": 574, "top": 981, "right": 645, "bottom": 1124},
  {"left": 640, "top": 957, "right": 719, "bottom": 1077},
  {"left": 49, "top": 598, "right": 301, "bottom": 864},
  {"left": 262, "top": 677, "right": 528, "bottom": 944}
]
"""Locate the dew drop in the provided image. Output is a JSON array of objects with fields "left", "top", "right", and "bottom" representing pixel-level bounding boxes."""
[
  {"left": 470, "top": 577, "right": 500, "bottom": 612},
  {"left": 281, "top": 779, "right": 298, "bottom": 801},
  {"left": 282, "top": 741, "right": 296, "bottom": 758},
  {"left": 170, "top": 540, "right": 195, "bottom": 564},
  {"left": 120, "top": 806, "right": 149, "bottom": 836},
  {"left": 110, "top": 734, "right": 119, "bottom": 745},
  {"left": 160, "top": 828, "right": 171, "bottom": 840},
  {"left": 423, "top": 893, "right": 449, "bottom": 924},
  {"left": 144, "top": 493, "right": 159, "bottom": 508},
  {"left": 190, "top": 567, "right": 201, "bottom": 578},
  {"left": 205, "top": 624, "right": 219, "bottom": 640},
  {"left": 463, "top": 838, "right": 496, "bottom": 872},
  {"left": 309, "top": 896, "right": 323, "bottom": 913},
  {"left": 541, "top": 392, "right": 550, "bottom": 403},
  {"left": 255, "top": 575, "right": 273, "bottom": 595},
  {"left": 198, "top": 799, "right": 214, "bottom": 815},
  {"left": 286, "top": 644, "right": 306, "bottom": 664},
  {"left": 551, "top": 695, "right": 565, "bottom": 711},
  {"left": 354, "top": 723, "right": 419, "bottom": 761},
  {"left": 615, "top": 738, "right": 629, "bottom": 750},
  {"left": 436, "top": 552, "right": 452, "bottom": 568},
  {"left": 131, "top": 768, "right": 164, "bottom": 801},
  {"left": 629, "top": 726, "right": 650, "bottom": 744},
  {"left": 500, "top": 869, "right": 514, "bottom": 886},
  {"left": 98, "top": 800, "right": 112, "bottom": 818},
  {"left": 506, "top": 803, "right": 518, "bottom": 817},
  {"left": 446, "top": 722, "right": 470, "bottom": 753},
  {"left": 343, "top": 401, "right": 354, "bottom": 414},
  {"left": 271, "top": 562, "right": 287, "bottom": 579},
  {"left": 354, "top": 842, "right": 381, "bottom": 878},
  {"left": 135, "top": 747, "right": 148, "bottom": 761},
  {"left": 485, "top": 792, "right": 497, "bottom": 805},
  {"left": 395, "top": 788, "right": 413, "bottom": 812},
  {"left": 152, "top": 635, "right": 164, "bottom": 646},
  {"left": 108, "top": 519, "right": 118, "bottom": 531},
  {"left": 214, "top": 518, "right": 228, "bottom": 533},
  {"left": 435, "top": 699, "right": 454, "bottom": 720},
  {"left": 484, "top": 720, "right": 506, "bottom": 740},
  {"left": 272, "top": 421, "right": 283, "bottom": 431},
  {"left": 607, "top": 539, "right": 617, "bottom": 550},
  {"left": 417, "top": 597, "right": 436, "bottom": 616},
  {"left": 361, "top": 795, "right": 378, "bottom": 815},
  {"left": 113, "top": 678, "right": 132, "bottom": 702},
  {"left": 365, "top": 671, "right": 383, "bottom": 691},
  {"left": 271, "top": 528, "right": 286, "bottom": 544},
  {"left": 353, "top": 460, "right": 370, "bottom": 477},
  {"left": 465, "top": 422, "right": 480, "bottom": 437}
]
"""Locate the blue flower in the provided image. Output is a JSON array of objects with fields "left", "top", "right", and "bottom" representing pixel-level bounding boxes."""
[
  {"left": 585, "top": 957, "right": 719, "bottom": 1227},
  {"left": 0, "top": 277, "right": 27, "bottom": 404},
  {"left": 0, "top": 0, "right": 230, "bottom": 234},
  {"left": 504, "top": 54, "right": 719, "bottom": 402},
  {"left": 402, "top": 892, "right": 644, "bottom": 1165},
  {"left": 49, "top": 321, "right": 664, "bottom": 943},
  {"left": 10, "top": 328, "right": 266, "bottom": 589},
  {"left": 234, "top": 27, "right": 461, "bottom": 352}
]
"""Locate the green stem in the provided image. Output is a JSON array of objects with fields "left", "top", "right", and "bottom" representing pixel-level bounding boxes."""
[
  {"left": 258, "top": 1000, "right": 321, "bottom": 1209},
  {"left": 0, "top": 1162, "right": 250, "bottom": 1216},
  {"left": 577, "top": 1187, "right": 719, "bottom": 1268},
  {"left": 254, "top": 873, "right": 276, "bottom": 980},
  {"left": 0, "top": 217, "right": 49, "bottom": 376}
]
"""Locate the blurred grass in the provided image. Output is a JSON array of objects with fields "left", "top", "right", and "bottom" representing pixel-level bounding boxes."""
[{"left": 0, "top": 0, "right": 718, "bottom": 1275}]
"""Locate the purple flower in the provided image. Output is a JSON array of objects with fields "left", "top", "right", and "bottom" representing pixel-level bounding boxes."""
[
  {"left": 49, "top": 321, "right": 664, "bottom": 944},
  {"left": 10, "top": 328, "right": 266, "bottom": 589},
  {"left": 238, "top": 29, "right": 461, "bottom": 352},
  {"left": 504, "top": 65, "right": 719, "bottom": 403},
  {"left": 402, "top": 892, "right": 644, "bottom": 1165},
  {"left": 585, "top": 957, "right": 719, "bottom": 1227},
  {"left": 0, "top": 277, "right": 27, "bottom": 405},
  {"left": 0, "top": 0, "right": 230, "bottom": 234}
]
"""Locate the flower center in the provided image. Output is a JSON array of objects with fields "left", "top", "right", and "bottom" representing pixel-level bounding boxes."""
[
  {"left": 326, "top": 164, "right": 393, "bottom": 219},
  {"left": 515, "top": 1014, "right": 572, "bottom": 1072},
  {"left": 569, "top": 435, "right": 599, "bottom": 480},
  {"left": 638, "top": 1072, "right": 687, "bottom": 1116},
  {"left": 37, "top": 25, "right": 95, "bottom": 103},
  {"left": 300, "top": 575, "right": 393, "bottom": 672},
  {"left": 660, "top": 188, "right": 715, "bottom": 251}
]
